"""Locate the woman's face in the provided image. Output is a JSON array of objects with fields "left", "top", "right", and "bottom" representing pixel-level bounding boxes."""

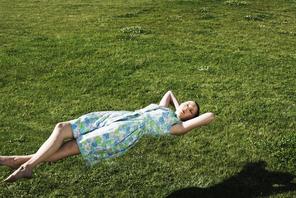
[{"left": 175, "top": 101, "right": 198, "bottom": 121}]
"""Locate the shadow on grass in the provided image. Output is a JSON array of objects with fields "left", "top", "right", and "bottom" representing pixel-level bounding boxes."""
[{"left": 167, "top": 161, "right": 296, "bottom": 198}]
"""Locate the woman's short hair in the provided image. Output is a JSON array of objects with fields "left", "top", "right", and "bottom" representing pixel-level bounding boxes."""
[{"left": 194, "top": 101, "right": 200, "bottom": 117}]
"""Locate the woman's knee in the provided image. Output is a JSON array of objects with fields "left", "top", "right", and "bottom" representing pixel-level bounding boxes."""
[{"left": 54, "top": 122, "right": 74, "bottom": 139}]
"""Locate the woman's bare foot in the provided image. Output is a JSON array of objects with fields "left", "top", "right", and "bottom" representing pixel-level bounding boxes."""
[
  {"left": 3, "top": 164, "right": 33, "bottom": 183},
  {"left": 0, "top": 156, "right": 28, "bottom": 169}
]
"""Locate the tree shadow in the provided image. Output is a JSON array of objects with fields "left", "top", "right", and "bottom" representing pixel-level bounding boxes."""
[{"left": 167, "top": 161, "right": 296, "bottom": 198}]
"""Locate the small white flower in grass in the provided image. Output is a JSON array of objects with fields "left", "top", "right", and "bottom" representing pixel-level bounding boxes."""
[
  {"left": 224, "top": 0, "right": 248, "bottom": 6},
  {"left": 120, "top": 26, "right": 145, "bottom": 34}
]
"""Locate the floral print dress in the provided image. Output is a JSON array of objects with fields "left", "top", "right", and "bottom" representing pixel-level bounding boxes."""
[{"left": 69, "top": 103, "right": 182, "bottom": 167}]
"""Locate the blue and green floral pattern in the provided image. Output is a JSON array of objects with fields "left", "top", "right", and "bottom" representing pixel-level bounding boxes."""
[{"left": 69, "top": 103, "right": 182, "bottom": 166}]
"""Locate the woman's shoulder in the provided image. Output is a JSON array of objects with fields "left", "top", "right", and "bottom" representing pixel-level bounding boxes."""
[
  {"left": 138, "top": 103, "right": 168, "bottom": 113},
  {"left": 153, "top": 103, "right": 175, "bottom": 112}
]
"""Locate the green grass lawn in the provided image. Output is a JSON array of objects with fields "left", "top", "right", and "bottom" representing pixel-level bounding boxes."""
[{"left": 0, "top": 0, "right": 295, "bottom": 197}]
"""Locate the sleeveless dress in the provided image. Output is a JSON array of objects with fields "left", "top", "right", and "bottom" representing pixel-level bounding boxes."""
[{"left": 69, "top": 103, "right": 182, "bottom": 167}]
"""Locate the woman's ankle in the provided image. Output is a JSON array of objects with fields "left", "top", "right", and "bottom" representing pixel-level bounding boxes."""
[{"left": 13, "top": 156, "right": 31, "bottom": 163}]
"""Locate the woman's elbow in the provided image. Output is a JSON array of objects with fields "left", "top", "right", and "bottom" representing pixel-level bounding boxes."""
[{"left": 207, "top": 112, "right": 215, "bottom": 123}]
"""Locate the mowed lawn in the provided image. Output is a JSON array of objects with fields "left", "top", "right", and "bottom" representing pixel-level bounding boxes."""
[{"left": 0, "top": 0, "right": 295, "bottom": 197}]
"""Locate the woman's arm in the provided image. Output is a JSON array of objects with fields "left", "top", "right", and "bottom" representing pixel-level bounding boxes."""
[
  {"left": 171, "top": 112, "right": 215, "bottom": 136},
  {"left": 159, "top": 90, "right": 180, "bottom": 109},
  {"left": 169, "top": 91, "right": 180, "bottom": 109}
]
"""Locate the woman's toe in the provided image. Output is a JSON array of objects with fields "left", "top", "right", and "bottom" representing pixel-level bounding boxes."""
[
  {"left": 3, "top": 175, "right": 16, "bottom": 182},
  {"left": 3, "top": 165, "right": 32, "bottom": 183}
]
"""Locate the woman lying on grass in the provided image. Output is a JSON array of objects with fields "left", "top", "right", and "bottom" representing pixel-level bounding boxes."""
[{"left": 0, "top": 90, "right": 215, "bottom": 182}]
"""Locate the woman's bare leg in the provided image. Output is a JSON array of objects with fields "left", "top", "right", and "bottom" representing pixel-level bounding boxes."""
[
  {"left": 3, "top": 122, "right": 75, "bottom": 182},
  {"left": 0, "top": 139, "right": 80, "bottom": 169}
]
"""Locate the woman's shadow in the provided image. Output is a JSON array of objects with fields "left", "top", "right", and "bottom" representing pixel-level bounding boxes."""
[{"left": 168, "top": 161, "right": 296, "bottom": 198}]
